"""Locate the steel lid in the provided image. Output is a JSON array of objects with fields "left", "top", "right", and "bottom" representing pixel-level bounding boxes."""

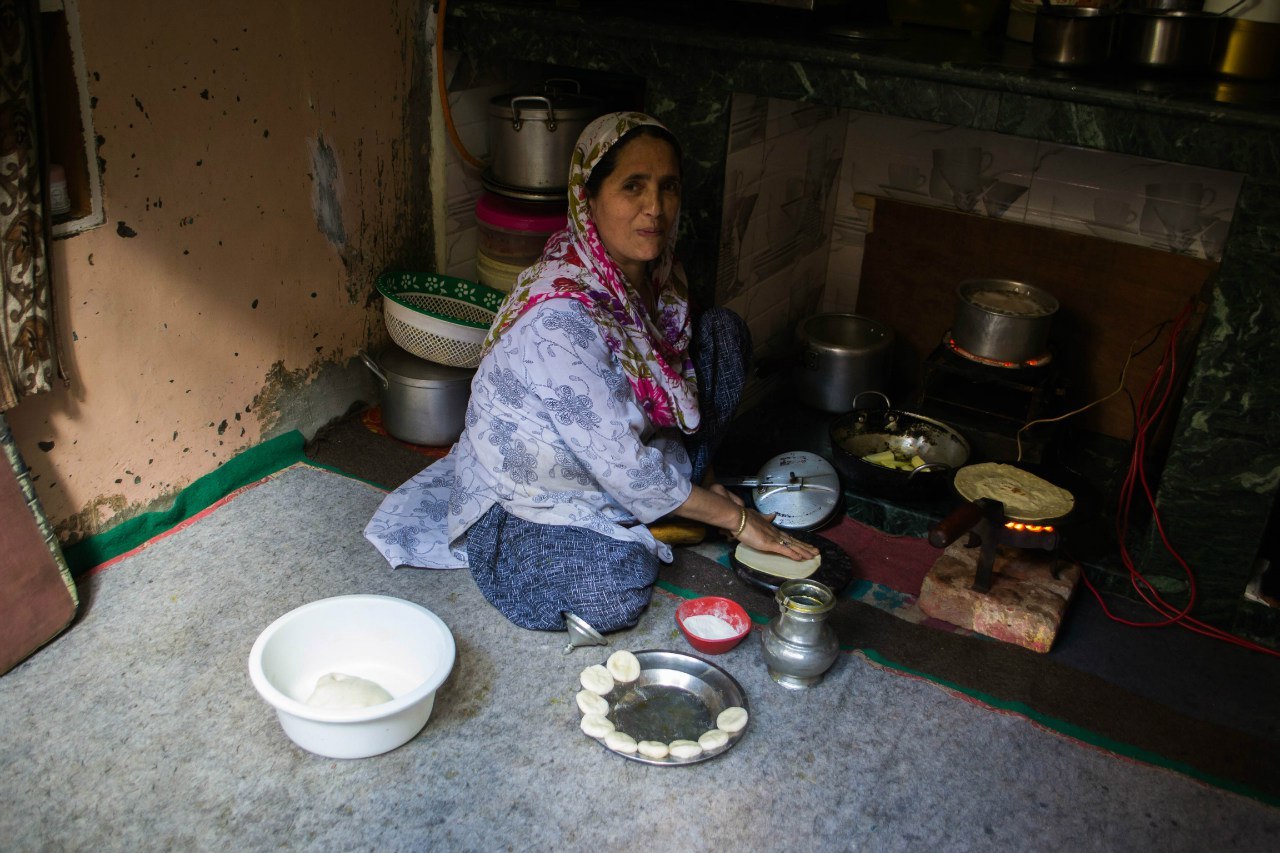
[
  {"left": 378, "top": 346, "right": 475, "bottom": 389},
  {"left": 751, "top": 451, "right": 841, "bottom": 531}
]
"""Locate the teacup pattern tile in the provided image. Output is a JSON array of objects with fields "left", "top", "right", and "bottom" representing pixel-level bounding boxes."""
[{"left": 1025, "top": 144, "right": 1242, "bottom": 260}]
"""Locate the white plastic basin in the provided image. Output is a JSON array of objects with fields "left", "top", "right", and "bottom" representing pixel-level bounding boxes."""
[{"left": 248, "top": 594, "right": 455, "bottom": 759}]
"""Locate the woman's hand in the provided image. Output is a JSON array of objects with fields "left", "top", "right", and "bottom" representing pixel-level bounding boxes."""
[{"left": 674, "top": 483, "right": 820, "bottom": 561}]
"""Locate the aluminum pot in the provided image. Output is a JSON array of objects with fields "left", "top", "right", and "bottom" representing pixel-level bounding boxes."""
[
  {"left": 951, "top": 278, "right": 1058, "bottom": 365},
  {"left": 828, "top": 392, "right": 971, "bottom": 501},
  {"left": 794, "top": 313, "right": 893, "bottom": 413},
  {"left": 361, "top": 347, "right": 475, "bottom": 446},
  {"left": 487, "top": 86, "right": 603, "bottom": 193},
  {"left": 1033, "top": 6, "right": 1119, "bottom": 68},
  {"left": 1120, "top": 9, "right": 1224, "bottom": 71}
]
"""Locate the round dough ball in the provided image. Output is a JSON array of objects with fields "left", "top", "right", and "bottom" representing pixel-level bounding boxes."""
[
  {"left": 604, "top": 730, "right": 638, "bottom": 754},
  {"left": 580, "top": 713, "right": 615, "bottom": 739},
  {"left": 575, "top": 689, "right": 609, "bottom": 716},
  {"left": 579, "top": 664, "right": 615, "bottom": 696},
  {"left": 698, "top": 729, "right": 730, "bottom": 751},
  {"left": 669, "top": 739, "right": 703, "bottom": 760},
  {"left": 717, "top": 706, "right": 749, "bottom": 733},
  {"left": 637, "top": 740, "right": 670, "bottom": 759},
  {"left": 606, "top": 650, "right": 641, "bottom": 683},
  {"left": 305, "top": 672, "right": 393, "bottom": 709}
]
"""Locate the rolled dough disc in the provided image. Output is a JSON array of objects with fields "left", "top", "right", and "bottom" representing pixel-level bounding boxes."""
[
  {"left": 734, "top": 543, "right": 821, "bottom": 580},
  {"left": 575, "top": 689, "right": 609, "bottom": 716},
  {"left": 579, "top": 664, "right": 615, "bottom": 696},
  {"left": 717, "top": 706, "right": 749, "bottom": 733}
]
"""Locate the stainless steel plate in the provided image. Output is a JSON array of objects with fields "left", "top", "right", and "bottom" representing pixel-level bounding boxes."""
[{"left": 584, "top": 649, "right": 750, "bottom": 766}]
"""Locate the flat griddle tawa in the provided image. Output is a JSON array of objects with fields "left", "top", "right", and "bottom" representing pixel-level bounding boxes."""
[{"left": 730, "top": 530, "right": 853, "bottom": 596}]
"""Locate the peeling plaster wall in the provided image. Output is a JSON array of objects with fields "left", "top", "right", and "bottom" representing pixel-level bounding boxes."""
[{"left": 6, "top": 0, "right": 432, "bottom": 544}]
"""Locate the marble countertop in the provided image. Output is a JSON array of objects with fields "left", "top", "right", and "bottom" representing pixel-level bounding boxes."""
[{"left": 449, "top": 0, "right": 1280, "bottom": 130}]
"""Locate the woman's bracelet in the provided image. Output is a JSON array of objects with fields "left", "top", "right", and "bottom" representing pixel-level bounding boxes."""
[{"left": 733, "top": 506, "right": 748, "bottom": 538}]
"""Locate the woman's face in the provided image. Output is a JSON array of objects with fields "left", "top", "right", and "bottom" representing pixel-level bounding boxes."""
[{"left": 587, "top": 134, "right": 681, "bottom": 284}]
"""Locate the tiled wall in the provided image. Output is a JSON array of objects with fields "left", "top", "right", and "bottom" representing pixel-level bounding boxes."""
[
  {"left": 441, "top": 80, "right": 1244, "bottom": 403},
  {"left": 721, "top": 96, "right": 1243, "bottom": 367}
]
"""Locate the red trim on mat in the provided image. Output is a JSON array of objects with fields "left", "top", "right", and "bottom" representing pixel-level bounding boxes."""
[{"left": 84, "top": 468, "right": 289, "bottom": 578}]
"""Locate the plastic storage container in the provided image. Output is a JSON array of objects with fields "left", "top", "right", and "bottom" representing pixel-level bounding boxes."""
[
  {"left": 475, "top": 192, "right": 566, "bottom": 267},
  {"left": 475, "top": 250, "right": 528, "bottom": 293}
]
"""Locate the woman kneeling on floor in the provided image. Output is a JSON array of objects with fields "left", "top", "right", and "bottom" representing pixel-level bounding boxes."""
[{"left": 365, "top": 111, "right": 817, "bottom": 633}]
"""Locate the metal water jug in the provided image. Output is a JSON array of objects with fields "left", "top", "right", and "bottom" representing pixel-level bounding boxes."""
[{"left": 760, "top": 578, "right": 839, "bottom": 689}]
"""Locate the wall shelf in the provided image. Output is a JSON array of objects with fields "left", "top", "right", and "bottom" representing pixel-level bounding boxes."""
[{"left": 38, "top": 0, "right": 103, "bottom": 238}]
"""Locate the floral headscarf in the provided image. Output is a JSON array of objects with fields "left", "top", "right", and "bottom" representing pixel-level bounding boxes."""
[{"left": 480, "top": 112, "right": 700, "bottom": 433}]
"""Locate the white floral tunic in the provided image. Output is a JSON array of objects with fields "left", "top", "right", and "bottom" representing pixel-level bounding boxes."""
[{"left": 364, "top": 299, "right": 693, "bottom": 570}]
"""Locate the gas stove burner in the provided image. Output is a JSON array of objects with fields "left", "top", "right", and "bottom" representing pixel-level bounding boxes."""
[{"left": 943, "top": 332, "right": 1052, "bottom": 370}]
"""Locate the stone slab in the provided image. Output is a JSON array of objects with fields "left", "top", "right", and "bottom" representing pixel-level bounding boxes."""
[{"left": 918, "top": 541, "right": 1082, "bottom": 653}]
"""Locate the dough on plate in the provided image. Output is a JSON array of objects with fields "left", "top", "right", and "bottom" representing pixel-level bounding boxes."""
[
  {"left": 953, "top": 463, "right": 1074, "bottom": 521},
  {"left": 717, "top": 706, "right": 749, "bottom": 733},
  {"left": 305, "top": 672, "right": 393, "bottom": 709},
  {"left": 605, "top": 650, "right": 641, "bottom": 683},
  {"left": 637, "top": 740, "right": 670, "bottom": 759},
  {"left": 580, "top": 713, "right": 615, "bottom": 739},
  {"left": 734, "top": 543, "right": 821, "bottom": 580},
  {"left": 604, "top": 730, "right": 638, "bottom": 754},
  {"left": 668, "top": 739, "right": 703, "bottom": 760},
  {"left": 575, "top": 689, "right": 609, "bottom": 716},
  {"left": 579, "top": 664, "right": 615, "bottom": 696},
  {"left": 698, "top": 729, "right": 730, "bottom": 751}
]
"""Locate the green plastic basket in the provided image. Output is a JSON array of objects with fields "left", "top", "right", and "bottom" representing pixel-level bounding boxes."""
[{"left": 376, "top": 271, "right": 507, "bottom": 368}]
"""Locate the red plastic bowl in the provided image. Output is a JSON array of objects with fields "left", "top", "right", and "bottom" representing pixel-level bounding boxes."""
[{"left": 675, "top": 596, "right": 752, "bottom": 655}]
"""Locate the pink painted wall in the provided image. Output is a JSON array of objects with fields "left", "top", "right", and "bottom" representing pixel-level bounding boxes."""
[{"left": 7, "top": 1, "right": 429, "bottom": 543}]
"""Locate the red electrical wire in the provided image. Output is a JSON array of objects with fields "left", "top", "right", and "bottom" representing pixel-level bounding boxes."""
[{"left": 1082, "top": 298, "right": 1280, "bottom": 658}]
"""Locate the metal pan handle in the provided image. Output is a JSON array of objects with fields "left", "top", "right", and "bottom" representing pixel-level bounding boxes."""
[{"left": 851, "top": 390, "right": 891, "bottom": 411}]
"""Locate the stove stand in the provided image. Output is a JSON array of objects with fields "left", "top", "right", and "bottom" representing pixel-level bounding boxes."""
[{"left": 914, "top": 341, "right": 1067, "bottom": 463}]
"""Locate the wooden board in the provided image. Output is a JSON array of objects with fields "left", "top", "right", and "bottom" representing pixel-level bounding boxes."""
[
  {"left": 856, "top": 198, "right": 1217, "bottom": 441},
  {"left": 1, "top": 429, "right": 78, "bottom": 675}
]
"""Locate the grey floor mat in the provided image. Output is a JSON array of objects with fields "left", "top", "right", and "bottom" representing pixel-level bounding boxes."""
[{"left": 2, "top": 463, "right": 1277, "bottom": 851}]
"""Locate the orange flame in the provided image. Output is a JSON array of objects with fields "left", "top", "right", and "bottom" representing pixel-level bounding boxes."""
[{"left": 1005, "top": 521, "right": 1054, "bottom": 534}]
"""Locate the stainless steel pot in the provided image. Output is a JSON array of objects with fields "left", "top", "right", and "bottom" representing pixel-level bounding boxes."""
[
  {"left": 1033, "top": 6, "right": 1119, "bottom": 68},
  {"left": 794, "top": 313, "right": 893, "bottom": 413},
  {"left": 951, "top": 278, "right": 1058, "bottom": 364},
  {"left": 362, "top": 347, "right": 475, "bottom": 446},
  {"left": 487, "top": 85, "right": 603, "bottom": 193},
  {"left": 1120, "top": 9, "right": 1224, "bottom": 71}
]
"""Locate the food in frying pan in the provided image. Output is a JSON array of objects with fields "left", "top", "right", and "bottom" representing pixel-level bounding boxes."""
[
  {"left": 953, "top": 463, "right": 1074, "bottom": 520},
  {"left": 862, "top": 450, "right": 929, "bottom": 471},
  {"left": 733, "top": 543, "right": 822, "bottom": 579}
]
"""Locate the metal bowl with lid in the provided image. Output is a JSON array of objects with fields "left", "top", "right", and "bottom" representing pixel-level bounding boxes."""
[{"left": 361, "top": 346, "right": 475, "bottom": 446}]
